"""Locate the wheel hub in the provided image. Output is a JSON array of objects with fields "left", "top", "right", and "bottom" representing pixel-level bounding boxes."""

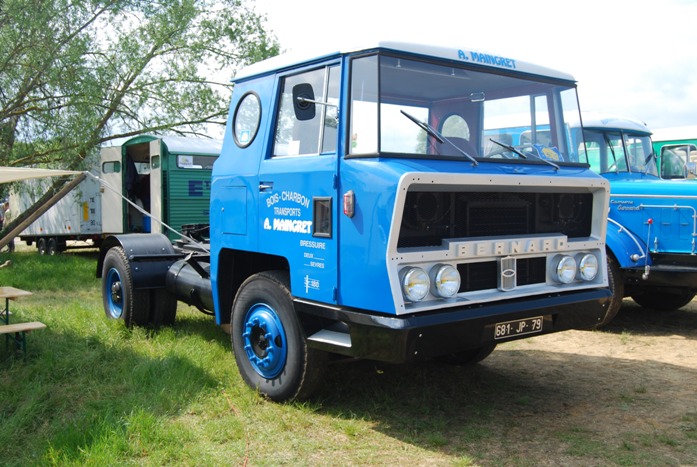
[
  {"left": 242, "top": 304, "right": 287, "bottom": 378},
  {"left": 105, "top": 268, "right": 124, "bottom": 319},
  {"left": 110, "top": 281, "right": 122, "bottom": 303}
]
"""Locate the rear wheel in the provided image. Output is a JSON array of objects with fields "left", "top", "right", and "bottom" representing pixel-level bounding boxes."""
[
  {"left": 101, "top": 246, "right": 150, "bottom": 327},
  {"left": 231, "top": 271, "right": 327, "bottom": 401},
  {"left": 150, "top": 288, "right": 178, "bottom": 326},
  {"left": 631, "top": 289, "right": 695, "bottom": 311},
  {"left": 47, "top": 237, "right": 58, "bottom": 255},
  {"left": 37, "top": 238, "right": 47, "bottom": 255}
]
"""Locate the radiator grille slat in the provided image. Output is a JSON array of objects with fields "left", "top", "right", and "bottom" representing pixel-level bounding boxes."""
[
  {"left": 399, "top": 191, "right": 592, "bottom": 249},
  {"left": 457, "top": 257, "right": 547, "bottom": 293}
]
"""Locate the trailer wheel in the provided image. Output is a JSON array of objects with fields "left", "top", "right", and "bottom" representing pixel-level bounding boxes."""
[
  {"left": 631, "top": 289, "right": 696, "bottom": 311},
  {"left": 231, "top": 271, "right": 327, "bottom": 402},
  {"left": 47, "top": 238, "right": 58, "bottom": 255},
  {"left": 437, "top": 343, "right": 497, "bottom": 365},
  {"left": 150, "top": 289, "right": 177, "bottom": 326},
  {"left": 37, "top": 238, "right": 47, "bottom": 255},
  {"left": 102, "top": 246, "right": 150, "bottom": 327}
]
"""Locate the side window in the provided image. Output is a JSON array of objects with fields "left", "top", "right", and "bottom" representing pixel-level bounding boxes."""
[
  {"left": 233, "top": 92, "right": 261, "bottom": 148},
  {"left": 273, "top": 66, "right": 339, "bottom": 157},
  {"left": 661, "top": 144, "right": 697, "bottom": 178},
  {"left": 662, "top": 144, "right": 697, "bottom": 164},
  {"left": 102, "top": 161, "right": 121, "bottom": 174},
  {"left": 322, "top": 66, "right": 340, "bottom": 153}
]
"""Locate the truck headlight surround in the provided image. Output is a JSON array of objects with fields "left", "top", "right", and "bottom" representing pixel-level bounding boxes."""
[
  {"left": 576, "top": 253, "right": 599, "bottom": 281},
  {"left": 401, "top": 267, "right": 430, "bottom": 302},
  {"left": 430, "top": 264, "right": 461, "bottom": 298},
  {"left": 554, "top": 255, "right": 577, "bottom": 284}
]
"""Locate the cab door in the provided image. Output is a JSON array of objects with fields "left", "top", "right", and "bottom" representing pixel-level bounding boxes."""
[
  {"left": 149, "top": 139, "right": 163, "bottom": 234},
  {"left": 100, "top": 145, "right": 124, "bottom": 234},
  {"left": 257, "top": 65, "right": 340, "bottom": 304}
]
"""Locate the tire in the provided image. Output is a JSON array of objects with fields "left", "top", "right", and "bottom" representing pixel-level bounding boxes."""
[
  {"left": 37, "top": 238, "right": 47, "bottom": 255},
  {"left": 47, "top": 238, "right": 58, "bottom": 255},
  {"left": 101, "top": 246, "right": 150, "bottom": 327},
  {"left": 595, "top": 255, "right": 625, "bottom": 328},
  {"left": 437, "top": 343, "right": 497, "bottom": 365},
  {"left": 150, "top": 288, "right": 178, "bottom": 326},
  {"left": 630, "top": 289, "right": 696, "bottom": 311},
  {"left": 231, "top": 271, "right": 327, "bottom": 402}
]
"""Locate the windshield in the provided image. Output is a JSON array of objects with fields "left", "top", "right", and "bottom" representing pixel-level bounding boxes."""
[
  {"left": 348, "top": 54, "right": 587, "bottom": 165},
  {"left": 582, "top": 129, "right": 658, "bottom": 176}
]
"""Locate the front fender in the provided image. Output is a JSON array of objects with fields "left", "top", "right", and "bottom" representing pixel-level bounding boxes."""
[
  {"left": 605, "top": 219, "right": 650, "bottom": 269},
  {"left": 96, "top": 233, "right": 181, "bottom": 289}
]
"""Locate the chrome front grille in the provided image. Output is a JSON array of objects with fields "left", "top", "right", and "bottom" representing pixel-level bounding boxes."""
[{"left": 498, "top": 256, "right": 517, "bottom": 291}]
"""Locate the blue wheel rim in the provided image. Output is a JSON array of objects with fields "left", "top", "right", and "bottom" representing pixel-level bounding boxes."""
[
  {"left": 242, "top": 303, "right": 288, "bottom": 379},
  {"left": 105, "top": 268, "right": 124, "bottom": 319}
]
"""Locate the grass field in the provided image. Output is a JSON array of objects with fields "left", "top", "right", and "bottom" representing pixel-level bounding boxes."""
[{"left": 1, "top": 249, "right": 695, "bottom": 466}]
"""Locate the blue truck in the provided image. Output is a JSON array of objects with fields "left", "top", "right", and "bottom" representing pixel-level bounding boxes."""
[
  {"left": 570, "top": 112, "right": 697, "bottom": 325},
  {"left": 97, "top": 42, "right": 612, "bottom": 401}
]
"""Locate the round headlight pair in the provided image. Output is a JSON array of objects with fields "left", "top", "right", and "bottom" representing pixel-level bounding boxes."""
[
  {"left": 554, "top": 253, "right": 599, "bottom": 283},
  {"left": 401, "top": 264, "right": 460, "bottom": 302}
]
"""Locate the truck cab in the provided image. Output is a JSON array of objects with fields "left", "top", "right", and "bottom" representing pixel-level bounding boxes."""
[
  {"left": 651, "top": 125, "right": 697, "bottom": 179},
  {"left": 100, "top": 42, "right": 612, "bottom": 401},
  {"left": 570, "top": 112, "right": 697, "bottom": 324},
  {"left": 100, "top": 135, "right": 221, "bottom": 240}
]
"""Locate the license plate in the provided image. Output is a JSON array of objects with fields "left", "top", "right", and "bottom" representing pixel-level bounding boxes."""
[{"left": 494, "top": 316, "right": 544, "bottom": 340}]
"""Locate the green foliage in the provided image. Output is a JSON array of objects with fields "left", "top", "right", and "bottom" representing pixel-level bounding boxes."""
[
  {"left": 0, "top": 0, "right": 280, "bottom": 168},
  {"left": 0, "top": 250, "right": 98, "bottom": 291}
]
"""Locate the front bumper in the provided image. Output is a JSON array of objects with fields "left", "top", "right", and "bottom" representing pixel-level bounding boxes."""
[{"left": 296, "top": 288, "right": 611, "bottom": 363}]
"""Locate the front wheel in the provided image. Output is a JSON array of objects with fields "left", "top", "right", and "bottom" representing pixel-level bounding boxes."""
[
  {"left": 631, "top": 289, "right": 695, "bottom": 311},
  {"left": 437, "top": 343, "right": 497, "bottom": 365},
  {"left": 594, "top": 255, "right": 625, "bottom": 328},
  {"left": 231, "top": 271, "right": 327, "bottom": 402}
]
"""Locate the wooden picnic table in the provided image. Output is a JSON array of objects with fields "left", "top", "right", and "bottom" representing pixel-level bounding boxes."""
[{"left": 0, "top": 286, "right": 45, "bottom": 354}]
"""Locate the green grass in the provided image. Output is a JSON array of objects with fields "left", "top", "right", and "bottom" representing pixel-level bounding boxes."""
[{"left": 0, "top": 249, "right": 695, "bottom": 465}]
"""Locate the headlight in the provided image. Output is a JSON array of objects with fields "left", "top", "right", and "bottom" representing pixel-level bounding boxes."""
[
  {"left": 430, "top": 264, "right": 460, "bottom": 298},
  {"left": 576, "top": 253, "right": 599, "bottom": 281},
  {"left": 401, "top": 267, "right": 430, "bottom": 302},
  {"left": 554, "top": 255, "right": 577, "bottom": 284}
]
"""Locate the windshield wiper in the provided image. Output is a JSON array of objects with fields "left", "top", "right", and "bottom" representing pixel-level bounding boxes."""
[
  {"left": 400, "top": 110, "right": 478, "bottom": 166},
  {"left": 489, "top": 138, "right": 559, "bottom": 171},
  {"left": 604, "top": 134, "right": 619, "bottom": 173},
  {"left": 489, "top": 138, "right": 527, "bottom": 159},
  {"left": 643, "top": 151, "right": 659, "bottom": 175}
]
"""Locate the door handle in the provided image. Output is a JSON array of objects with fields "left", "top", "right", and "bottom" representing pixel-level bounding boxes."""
[{"left": 259, "top": 182, "right": 273, "bottom": 192}]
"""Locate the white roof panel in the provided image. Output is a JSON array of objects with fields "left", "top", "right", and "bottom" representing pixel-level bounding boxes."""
[{"left": 233, "top": 41, "right": 575, "bottom": 82}]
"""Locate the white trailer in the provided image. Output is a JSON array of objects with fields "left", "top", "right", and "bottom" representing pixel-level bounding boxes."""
[{"left": 11, "top": 173, "right": 102, "bottom": 254}]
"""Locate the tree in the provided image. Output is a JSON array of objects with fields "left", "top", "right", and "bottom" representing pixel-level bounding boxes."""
[
  {"left": 0, "top": 0, "right": 280, "bottom": 170},
  {"left": 0, "top": 0, "right": 279, "bottom": 241}
]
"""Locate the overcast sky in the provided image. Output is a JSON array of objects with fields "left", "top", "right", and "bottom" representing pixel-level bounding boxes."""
[{"left": 254, "top": 0, "right": 697, "bottom": 132}]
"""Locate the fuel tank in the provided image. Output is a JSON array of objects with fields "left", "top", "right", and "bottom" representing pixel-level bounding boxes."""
[{"left": 165, "top": 259, "right": 214, "bottom": 312}]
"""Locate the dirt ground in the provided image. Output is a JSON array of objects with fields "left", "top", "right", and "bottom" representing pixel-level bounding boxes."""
[{"left": 484, "top": 296, "right": 697, "bottom": 463}]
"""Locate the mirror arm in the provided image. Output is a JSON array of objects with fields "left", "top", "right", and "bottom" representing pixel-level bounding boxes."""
[{"left": 296, "top": 97, "right": 338, "bottom": 108}]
